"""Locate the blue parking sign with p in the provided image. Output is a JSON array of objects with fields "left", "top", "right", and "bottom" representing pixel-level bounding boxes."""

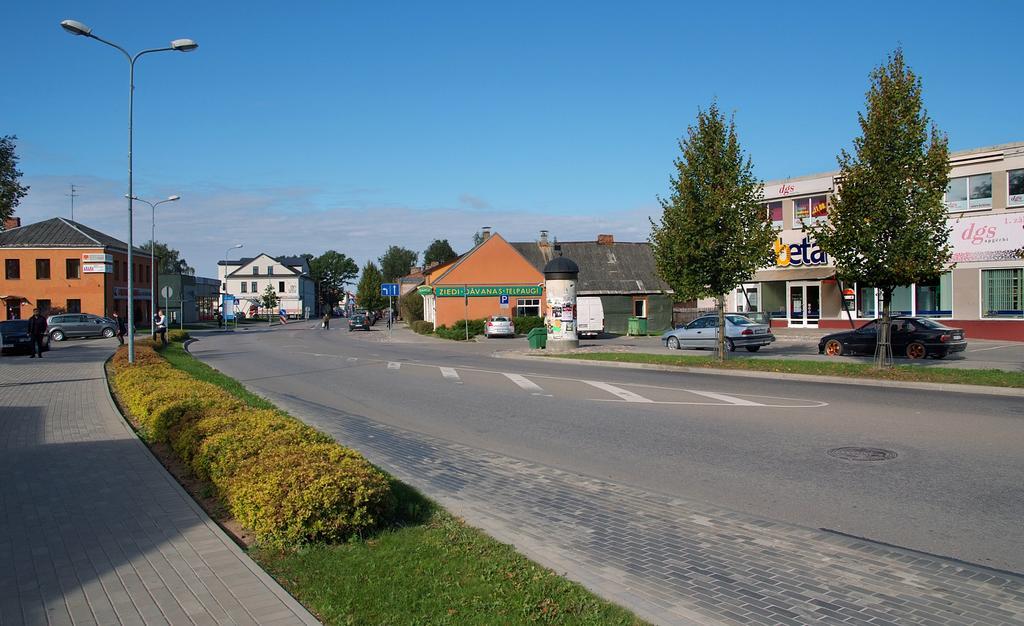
[{"left": 499, "top": 294, "right": 509, "bottom": 305}]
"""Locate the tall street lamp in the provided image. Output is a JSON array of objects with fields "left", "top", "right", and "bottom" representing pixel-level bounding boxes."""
[
  {"left": 224, "top": 244, "right": 244, "bottom": 320},
  {"left": 130, "top": 194, "right": 180, "bottom": 335},
  {"left": 61, "top": 19, "right": 198, "bottom": 364}
]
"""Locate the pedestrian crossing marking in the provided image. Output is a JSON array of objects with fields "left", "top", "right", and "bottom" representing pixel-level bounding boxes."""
[
  {"left": 685, "top": 390, "right": 762, "bottom": 406},
  {"left": 440, "top": 367, "right": 462, "bottom": 383},
  {"left": 503, "top": 373, "right": 546, "bottom": 395},
  {"left": 583, "top": 380, "right": 654, "bottom": 403},
  {"left": 387, "top": 361, "right": 401, "bottom": 370}
]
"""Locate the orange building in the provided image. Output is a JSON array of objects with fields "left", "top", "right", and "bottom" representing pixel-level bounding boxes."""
[
  {"left": 422, "top": 232, "right": 545, "bottom": 327},
  {"left": 1, "top": 218, "right": 152, "bottom": 321}
]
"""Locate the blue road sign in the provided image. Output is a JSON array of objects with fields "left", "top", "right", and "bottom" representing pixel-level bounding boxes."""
[
  {"left": 499, "top": 294, "right": 510, "bottom": 305},
  {"left": 381, "top": 283, "right": 400, "bottom": 297}
]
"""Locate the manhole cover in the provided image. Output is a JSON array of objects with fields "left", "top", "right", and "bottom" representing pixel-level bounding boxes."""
[{"left": 827, "top": 447, "right": 897, "bottom": 462}]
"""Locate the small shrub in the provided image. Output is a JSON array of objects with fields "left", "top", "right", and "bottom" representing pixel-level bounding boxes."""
[
  {"left": 167, "top": 329, "right": 190, "bottom": 342},
  {"left": 110, "top": 344, "right": 166, "bottom": 369},
  {"left": 398, "top": 290, "right": 424, "bottom": 322},
  {"left": 410, "top": 320, "right": 433, "bottom": 335},
  {"left": 435, "top": 318, "right": 486, "bottom": 340},
  {"left": 512, "top": 316, "right": 544, "bottom": 335}
]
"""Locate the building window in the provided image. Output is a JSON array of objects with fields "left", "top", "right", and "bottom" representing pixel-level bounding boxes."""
[
  {"left": 765, "top": 201, "right": 783, "bottom": 228},
  {"left": 633, "top": 298, "right": 647, "bottom": 318},
  {"left": 66, "top": 299, "right": 81, "bottom": 313},
  {"left": 982, "top": 269, "right": 1023, "bottom": 318},
  {"left": 66, "top": 258, "right": 80, "bottom": 279},
  {"left": 810, "top": 195, "right": 828, "bottom": 222},
  {"left": 515, "top": 298, "right": 540, "bottom": 317},
  {"left": 37, "top": 299, "right": 51, "bottom": 314},
  {"left": 1009, "top": 169, "right": 1024, "bottom": 207},
  {"left": 268, "top": 266, "right": 274, "bottom": 275},
  {"left": 253, "top": 267, "right": 259, "bottom": 275},
  {"left": 35, "top": 259, "right": 51, "bottom": 279},
  {"left": 278, "top": 281, "right": 285, "bottom": 293},
  {"left": 945, "top": 174, "right": 992, "bottom": 211},
  {"left": 240, "top": 282, "right": 247, "bottom": 293},
  {"left": 251, "top": 281, "right": 258, "bottom": 293},
  {"left": 793, "top": 195, "right": 827, "bottom": 226},
  {"left": 4, "top": 259, "right": 19, "bottom": 279},
  {"left": 915, "top": 272, "right": 952, "bottom": 318}
]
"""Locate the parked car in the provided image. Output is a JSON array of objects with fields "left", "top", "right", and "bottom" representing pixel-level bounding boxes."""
[
  {"left": 0, "top": 320, "right": 51, "bottom": 355},
  {"left": 348, "top": 314, "right": 370, "bottom": 332},
  {"left": 818, "top": 317, "right": 967, "bottom": 359},
  {"left": 483, "top": 315, "right": 515, "bottom": 338},
  {"left": 46, "top": 313, "right": 117, "bottom": 342},
  {"left": 661, "top": 313, "right": 775, "bottom": 352},
  {"left": 577, "top": 296, "right": 604, "bottom": 337}
]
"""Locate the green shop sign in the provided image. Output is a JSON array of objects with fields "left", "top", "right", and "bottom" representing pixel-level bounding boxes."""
[{"left": 434, "top": 285, "right": 543, "bottom": 298}]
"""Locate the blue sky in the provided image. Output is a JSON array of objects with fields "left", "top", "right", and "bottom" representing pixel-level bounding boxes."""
[{"left": 3, "top": 1, "right": 1020, "bottom": 276}]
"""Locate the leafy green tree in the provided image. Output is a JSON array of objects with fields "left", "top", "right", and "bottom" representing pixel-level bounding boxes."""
[
  {"left": 423, "top": 239, "right": 457, "bottom": 267},
  {"left": 310, "top": 250, "right": 358, "bottom": 313},
  {"left": 0, "top": 135, "right": 29, "bottom": 229},
  {"left": 650, "top": 102, "right": 776, "bottom": 361},
  {"left": 140, "top": 240, "right": 194, "bottom": 275},
  {"left": 378, "top": 245, "right": 418, "bottom": 283},
  {"left": 260, "top": 284, "right": 279, "bottom": 325},
  {"left": 805, "top": 48, "right": 950, "bottom": 368},
  {"left": 356, "top": 260, "right": 385, "bottom": 312}
]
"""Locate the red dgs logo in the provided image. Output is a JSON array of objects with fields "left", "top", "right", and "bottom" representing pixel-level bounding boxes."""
[
  {"left": 778, "top": 184, "right": 796, "bottom": 195},
  {"left": 960, "top": 222, "right": 996, "bottom": 245}
]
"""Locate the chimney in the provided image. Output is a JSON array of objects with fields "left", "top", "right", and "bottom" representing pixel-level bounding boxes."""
[
  {"left": 539, "top": 230, "right": 549, "bottom": 246},
  {"left": 597, "top": 234, "right": 614, "bottom": 246},
  {"left": 481, "top": 226, "right": 491, "bottom": 241},
  {"left": 3, "top": 216, "right": 20, "bottom": 230}
]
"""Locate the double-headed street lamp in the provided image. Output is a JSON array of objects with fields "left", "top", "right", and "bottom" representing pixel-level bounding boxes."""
[
  {"left": 129, "top": 194, "right": 180, "bottom": 335},
  {"left": 61, "top": 19, "right": 198, "bottom": 364}
]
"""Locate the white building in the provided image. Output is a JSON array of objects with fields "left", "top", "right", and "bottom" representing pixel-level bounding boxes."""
[{"left": 217, "top": 254, "right": 315, "bottom": 318}]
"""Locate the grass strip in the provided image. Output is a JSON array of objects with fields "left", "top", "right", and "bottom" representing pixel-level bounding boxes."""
[
  {"left": 544, "top": 352, "right": 1024, "bottom": 388},
  {"left": 160, "top": 341, "right": 646, "bottom": 625}
]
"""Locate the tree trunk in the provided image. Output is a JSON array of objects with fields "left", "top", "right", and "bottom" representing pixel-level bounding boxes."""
[
  {"left": 716, "top": 294, "right": 726, "bottom": 362},
  {"left": 874, "top": 288, "right": 893, "bottom": 369}
]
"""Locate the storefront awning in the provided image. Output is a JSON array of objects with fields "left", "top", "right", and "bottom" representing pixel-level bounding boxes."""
[{"left": 752, "top": 267, "right": 836, "bottom": 282}]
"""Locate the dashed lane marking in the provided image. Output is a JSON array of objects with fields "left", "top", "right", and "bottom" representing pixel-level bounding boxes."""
[
  {"left": 347, "top": 357, "right": 358, "bottom": 362},
  {"left": 440, "top": 367, "right": 462, "bottom": 383},
  {"left": 387, "top": 361, "right": 401, "bottom": 370},
  {"left": 503, "top": 373, "right": 548, "bottom": 395},
  {"left": 583, "top": 380, "right": 654, "bottom": 403}
]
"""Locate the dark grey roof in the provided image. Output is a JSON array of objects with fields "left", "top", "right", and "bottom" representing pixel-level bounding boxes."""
[
  {"left": 0, "top": 217, "right": 149, "bottom": 255},
  {"left": 511, "top": 240, "right": 672, "bottom": 295}
]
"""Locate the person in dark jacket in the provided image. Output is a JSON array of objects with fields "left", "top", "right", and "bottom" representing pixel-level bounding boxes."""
[
  {"left": 27, "top": 308, "right": 47, "bottom": 358},
  {"left": 112, "top": 311, "right": 127, "bottom": 345}
]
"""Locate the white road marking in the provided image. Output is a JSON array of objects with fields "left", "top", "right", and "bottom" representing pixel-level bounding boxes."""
[
  {"left": 968, "top": 344, "right": 1013, "bottom": 353},
  {"left": 583, "top": 380, "right": 653, "bottom": 403},
  {"left": 503, "top": 373, "right": 546, "bottom": 395},
  {"left": 685, "top": 389, "right": 763, "bottom": 406},
  {"left": 347, "top": 357, "right": 358, "bottom": 362},
  {"left": 387, "top": 361, "right": 401, "bottom": 370},
  {"left": 440, "top": 367, "right": 462, "bottom": 383}
]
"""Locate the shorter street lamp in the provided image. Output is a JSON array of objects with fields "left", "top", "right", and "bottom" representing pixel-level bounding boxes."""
[
  {"left": 129, "top": 194, "right": 180, "bottom": 335},
  {"left": 224, "top": 244, "right": 244, "bottom": 322}
]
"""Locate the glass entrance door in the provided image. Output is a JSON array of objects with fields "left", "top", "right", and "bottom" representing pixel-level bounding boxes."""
[{"left": 788, "top": 282, "right": 820, "bottom": 327}]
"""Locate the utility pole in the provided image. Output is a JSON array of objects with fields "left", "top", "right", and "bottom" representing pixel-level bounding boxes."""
[{"left": 66, "top": 184, "right": 79, "bottom": 220}]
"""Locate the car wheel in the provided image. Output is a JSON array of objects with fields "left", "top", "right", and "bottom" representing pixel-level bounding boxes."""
[
  {"left": 824, "top": 339, "right": 843, "bottom": 356},
  {"left": 102, "top": 328, "right": 115, "bottom": 338},
  {"left": 725, "top": 338, "right": 735, "bottom": 352},
  {"left": 745, "top": 345, "right": 760, "bottom": 352},
  {"left": 906, "top": 342, "right": 926, "bottom": 360},
  {"left": 667, "top": 337, "right": 680, "bottom": 350},
  {"left": 51, "top": 330, "right": 65, "bottom": 342}
]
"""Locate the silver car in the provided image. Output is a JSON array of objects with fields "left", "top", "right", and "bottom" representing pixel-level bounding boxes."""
[
  {"left": 661, "top": 313, "right": 775, "bottom": 352},
  {"left": 46, "top": 313, "right": 117, "bottom": 342},
  {"left": 483, "top": 315, "right": 515, "bottom": 338}
]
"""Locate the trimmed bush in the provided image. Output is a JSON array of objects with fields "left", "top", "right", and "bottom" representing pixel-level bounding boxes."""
[
  {"left": 228, "top": 442, "right": 395, "bottom": 547},
  {"left": 398, "top": 290, "right": 423, "bottom": 322},
  {"left": 435, "top": 318, "right": 486, "bottom": 340},
  {"left": 410, "top": 320, "right": 433, "bottom": 335},
  {"left": 167, "top": 329, "right": 190, "bottom": 342},
  {"left": 512, "top": 316, "right": 544, "bottom": 335},
  {"left": 108, "top": 343, "right": 394, "bottom": 546}
]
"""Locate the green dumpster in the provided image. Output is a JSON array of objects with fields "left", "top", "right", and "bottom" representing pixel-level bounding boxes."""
[
  {"left": 627, "top": 316, "right": 648, "bottom": 336},
  {"left": 527, "top": 327, "right": 547, "bottom": 349}
]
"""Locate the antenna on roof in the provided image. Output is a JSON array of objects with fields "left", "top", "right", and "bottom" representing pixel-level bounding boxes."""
[{"left": 66, "top": 184, "right": 79, "bottom": 221}]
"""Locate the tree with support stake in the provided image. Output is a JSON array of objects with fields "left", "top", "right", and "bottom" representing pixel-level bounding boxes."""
[
  {"left": 805, "top": 48, "right": 951, "bottom": 369},
  {"left": 651, "top": 102, "right": 777, "bottom": 362},
  {"left": 260, "top": 285, "right": 279, "bottom": 327}
]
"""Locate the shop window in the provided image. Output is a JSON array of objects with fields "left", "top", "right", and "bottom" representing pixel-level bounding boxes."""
[
  {"left": 66, "top": 299, "right": 81, "bottom": 313},
  {"left": 915, "top": 272, "right": 952, "bottom": 317},
  {"left": 891, "top": 286, "right": 912, "bottom": 316},
  {"left": 945, "top": 174, "right": 992, "bottom": 211},
  {"left": 37, "top": 299, "right": 51, "bottom": 314},
  {"left": 1009, "top": 169, "right": 1024, "bottom": 207},
  {"left": 5, "top": 259, "right": 19, "bottom": 279},
  {"left": 856, "top": 285, "right": 877, "bottom": 318},
  {"left": 240, "top": 282, "right": 247, "bottom": 293},
  {"left": 764, "top": 201, "right": 783, "bottom": 228},
  {"left": 278, "top": 281, "right": 285, "bottom": 293},
  {"left": 982, "top": 269, "right": 1023, "bottom": 318},
  {"left": 515, "top": 298, "right": 540, "bottom": 317},
  {"left": 66, "top": 258, "right": 80, "bottom": 279},
  {"left": 793, "top": 198, "right": 810, "bottom": 223},
  {"left": 35, "top": 259, "right": 50, "bottom": 279},
  {"left": 809, "top": 195, "right": 828, "bottom": 222}
]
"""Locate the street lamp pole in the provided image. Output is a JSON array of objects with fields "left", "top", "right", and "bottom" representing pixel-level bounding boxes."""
[
  {"left": 224, "top": 244, "right": 244, "bottom": 325},
  {"left": 130, "top": 194, "right": 180, "bottom": 336},
  {"left": 61, "top": 19, "right": 198, "bottom": 364}
]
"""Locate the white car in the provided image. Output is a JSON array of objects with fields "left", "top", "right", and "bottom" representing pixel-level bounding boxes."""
[
  {"left": 484, "top": 315, "right": 515, "bottom": 338},
  {"left": 661, "top": 313, "right": 775, "bottom": 352}
]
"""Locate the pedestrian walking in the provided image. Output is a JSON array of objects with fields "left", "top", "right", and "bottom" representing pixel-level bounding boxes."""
[
  {"left": 155, "top": 309, "right": 168, "bottom": 346},
  {"left": 27, "top": 308, "right": 47, "bottom": 358},
  {"left": 112, "top": 311, "right": 127, "bottom": 345},
  {"left": 322, "top": 311, "right": 331, "bottom": 330},
  {"left": 216, "top": 311, "right": 223, "bottom": 328}
]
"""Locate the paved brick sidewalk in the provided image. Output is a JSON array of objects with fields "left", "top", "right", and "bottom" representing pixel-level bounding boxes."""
[
  {"left": 270, "top": 391, "right": 1024, "bottom": 626},
  {"left": 0, "top": 343, "right": 318, "bottom": 626}
]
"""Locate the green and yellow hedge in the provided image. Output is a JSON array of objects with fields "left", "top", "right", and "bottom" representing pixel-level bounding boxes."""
[{"left": 109, "top": 343, "right": 394, "bottom": 546}]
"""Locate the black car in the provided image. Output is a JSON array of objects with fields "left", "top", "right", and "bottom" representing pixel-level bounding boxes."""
[
  {"left": 348, "top": 314, "right": 370, "bottom": 332},
  {"left": 818, "top": 317, "right": 967, "bottom": 359},
  {"left": 0, "top": 320, "right": 51, "bottom": 355}
]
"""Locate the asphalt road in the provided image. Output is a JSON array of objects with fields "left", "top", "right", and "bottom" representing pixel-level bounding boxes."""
[{"left": 189, "top": 324, "right": 1024, "bottom": 573}]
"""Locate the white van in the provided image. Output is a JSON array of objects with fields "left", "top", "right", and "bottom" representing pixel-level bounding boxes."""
[{"left": 576, "top": 296, "right": 604, "bottom": 337}]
